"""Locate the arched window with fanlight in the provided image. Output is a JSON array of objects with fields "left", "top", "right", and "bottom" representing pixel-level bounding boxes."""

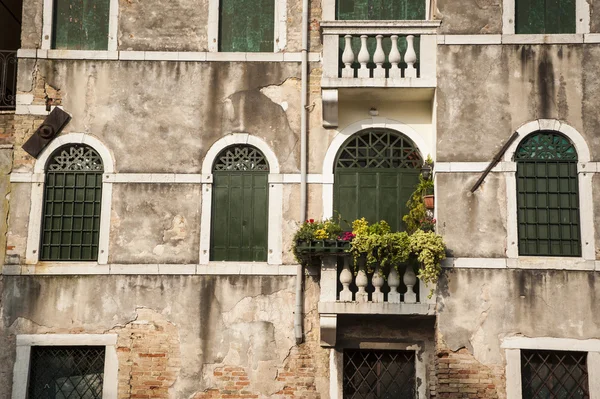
[
  {"left": 334, "top": 128, "right": 423, "bottom": 231},
  {"left": 40, "top": 144, "right": 104, "bottom": 261},
  {"left": 515, "top": 131, "right": 581, "bottom": 256},
  {"left": 210, "top": 144, "right": 269, "bottom": 261}
]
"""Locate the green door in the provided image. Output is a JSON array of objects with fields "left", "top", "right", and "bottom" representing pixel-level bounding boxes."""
[
  {"left": 210, "top": 145, "right": 269, "bottom": 261},
  {"left": 333, "top": 129, "right": 423, "bottom": 231}
]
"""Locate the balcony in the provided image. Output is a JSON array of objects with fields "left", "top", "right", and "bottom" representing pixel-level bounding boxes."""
[
  {"left": 318, "top": 254, "right": 435, "bottom": 347},
  {"left": 320, "top": 20, "right": 440, "bottom": 127}
]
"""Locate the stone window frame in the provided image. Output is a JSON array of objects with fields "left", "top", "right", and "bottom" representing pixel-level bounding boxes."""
[
  {"left": 502, "top": 0, "right": 590, "bottom": 35},
  {"left": 207, "top": 0, "right": 288, "bottom": 53},
  {"left": 41, "top": 0, "right": 120, "bottom": 51},
  {"left": 199, "top": 133, "right": 283, "bottom": 265},
  {"left": 321, "top": 117, "right": 433, "bottom": 219},
  {"left": 11, "top": 334, "right": 119, "bottom": 399},
  {"left": 25, "top": 133, "right": 115, "bottom": 265},
  {"left": 502, "top": 336, "right": 600, "bottom": 399},
  {"left": 502, "top": 119, "right": 596, "bottom": 263},
  {"left": 329, "top": 342, "right": 429, "bottom": 399}
]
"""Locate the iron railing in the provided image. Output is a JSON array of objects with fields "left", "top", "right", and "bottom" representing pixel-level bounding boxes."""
[{"left": 0, "top": 50, "right": 17, "bottom": 110}]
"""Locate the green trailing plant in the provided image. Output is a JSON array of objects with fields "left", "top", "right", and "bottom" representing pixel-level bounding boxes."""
[
  {"left": 403, "top": 156, "right": 434, "bottom": 233},
  {"left": 409, "top": 229, "right": 446, "bottom": 296}
]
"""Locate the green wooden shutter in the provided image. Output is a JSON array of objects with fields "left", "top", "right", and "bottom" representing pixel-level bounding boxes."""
[
  {"left": 515, "top": 132, "right": 581, "bottom": 256},
  {"left": 219, "top": 0, "right": 275, "bottom": 52},
  {"left": 337, "top": 0, "right": 425, "bottom": 20},
  {"left": 52, "top": 0, "right": 110, "bottom": 50},
  {"left": 210, "top": 145, "right": 269, "bottom": 261},
  {"left": 41, "top": 144, "right": 103, "bottom": 261},
  {"left": 515, "top": 0, "right": 575, "bottom": 34}
]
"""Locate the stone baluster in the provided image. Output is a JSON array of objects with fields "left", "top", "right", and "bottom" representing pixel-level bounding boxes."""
[
  {"left": 341, "top": 35, "right": 355, "bottom": 78},
  {"left": 388, "top": 267, "right": 400, "bottom": 303},
  {"left": 357, "top": 35, "right": 370, "bottom": 78},
  {"left": 372, "top": 264, "right": 384, "bottom": 302},
  {"left": 355, "top": 257, "right": 369, "bottom": 302},
  {"left": 388, "top": 35, "right": 402, "bottom": 78},
  {"left": 373, "top": 35, "right": 385, "bottom": 78},
  {"left": 403, "top": 265, "right": 417, "bottom": 303},
  {"left": 339, "top": 256, "right": 353, "bottom": 301},
  {"left": 404, "top": 35, "right": 417, "bottom": 78}
]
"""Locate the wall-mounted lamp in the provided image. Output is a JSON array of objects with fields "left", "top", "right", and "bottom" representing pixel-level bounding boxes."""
[{"left": 421, "top": 163, "right": 432, "bottom": 180}]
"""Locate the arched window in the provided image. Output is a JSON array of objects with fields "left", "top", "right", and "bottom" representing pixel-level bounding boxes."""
[
  {"left": 40, "top": 144, "right": 104, "bottom": 261},
  {"left": 334, "top": 128, "right": 423, "bottom": 231},
  {"left": 515, "top": 131, "right": 581, "bottom": 256},
  {"left": 210, "top": 145, "right": 269, "bottom": 261}
]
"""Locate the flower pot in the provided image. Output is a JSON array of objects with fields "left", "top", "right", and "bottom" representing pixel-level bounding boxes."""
[{"left": 423, "top": 195, "right": 434, "bottom": 209}]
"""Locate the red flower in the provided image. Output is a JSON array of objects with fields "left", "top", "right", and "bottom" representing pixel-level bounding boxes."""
[{"left": 309, "top": 219, "right": 315, "bottom": 223}]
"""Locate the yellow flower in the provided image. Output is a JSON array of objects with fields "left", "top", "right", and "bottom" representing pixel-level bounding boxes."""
[{"left": 315, "top": 229, "right": 328, "bottom": 240}]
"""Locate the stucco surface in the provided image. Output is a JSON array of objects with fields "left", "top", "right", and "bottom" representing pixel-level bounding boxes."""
[
  {"left": 591, "top": 0, "right": 600, "bottom": 33},
  {"left": 438, "top": 269, "right": 600, "bottom": 365},
  {"left": 20, "top": 0, "right": 42, "bottom": 48},
  {"left": 109, "top": 183, "right": 201, "bottom": 264},
  {"left": 5, "top": 182, "right": 31, "bottom": 265},
  {"left": 0, "top": 275, "right": 326, "bottom": 398},
  {"left": 436, "top": 172, "right": 507, "bottom": 258},
  {"left": 437, "top": 0, "right": 502, "bottom": 34},
  {"left": 437, "top": 45, "right": 600, "bottom": 162}
]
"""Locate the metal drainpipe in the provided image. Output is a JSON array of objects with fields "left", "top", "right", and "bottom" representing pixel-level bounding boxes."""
[{"left": 295, "top": 0, "right": 309, "bottom": 345}]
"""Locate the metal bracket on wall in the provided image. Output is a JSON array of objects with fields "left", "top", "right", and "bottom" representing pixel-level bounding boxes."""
[{"left": 470, "top": 131, "right": 519, "bottom": 193}]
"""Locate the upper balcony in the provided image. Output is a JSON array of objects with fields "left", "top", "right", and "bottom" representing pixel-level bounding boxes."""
[{"left": 321, "top": 20, "right": 441, "bottom": 89}]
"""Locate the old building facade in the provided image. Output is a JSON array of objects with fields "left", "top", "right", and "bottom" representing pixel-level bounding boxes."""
[{"left": 1, "top": 0, "right": 600, "bottom": 397}]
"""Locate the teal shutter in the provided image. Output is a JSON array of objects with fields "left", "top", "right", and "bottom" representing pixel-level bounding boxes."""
[
  {"left": 219, "top": 0, "right": 275, "bottom": 52},
  {"left": 52, "top": 0, "right": 110, "bottom": 50},
  {"left": 333, "top": 129, "right": 423, "bottom": 232},
  {"left": 515, "top": 132, "right": 581, "bottom": 256},
  {"left": 515, "top": 0, "right": 575, "bottom": 34},
  {"left": 210, "top": 145, "right": 269, "bottom": 261},
  {"left": 337, "top": 0, "right": 425, "bottom": 20},
  {"left": 41, "top": 144, "right": 103, "bottom": 261}
]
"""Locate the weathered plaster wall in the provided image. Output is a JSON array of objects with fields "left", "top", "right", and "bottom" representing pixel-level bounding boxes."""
[
  {"left": 436, "top": 172, "right": 507, "bottom": 258},
  {"left": 118, "top": 0, "right": 209, "bottom": 51},
  {"left": 594, "top": 174, "right": 600, "bottom": 259},
  {"left": 5, "top": 181, "right": 30, "bottom": 265},
  {"left": 438, "top": 269, "right": 600, "bottom": 365},
  {"left": 109, "top": 184, "right": 201, "bottom": 264},
  {"left": 0, "top": 275, "right": 329, "bottom": 398},
  {"left": 436, "top": 0, "right": 502, "bottom": 34},
  {"left": 591, "top": 0, "right": 600, "bottom": 33},
  {"left": 20, "top": 0, "right": 42, "bottom": 48},
  {"left": 437, "top": 45, "right": 600, "bottom": 162}
]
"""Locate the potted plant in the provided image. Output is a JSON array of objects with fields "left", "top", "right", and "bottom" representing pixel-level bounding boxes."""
[{"left": 292, "top": 218, "right": 345, "bottom": 264}]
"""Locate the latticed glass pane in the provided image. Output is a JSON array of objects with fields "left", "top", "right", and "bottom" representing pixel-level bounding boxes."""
[
  {"left": 28, "top": 346, "right": 105, "bottom": 399},
  {"left": 521, "top": 350, "right": 589, "bottom": 399},
  {"left": 343, "top": 349, "right": 415, "bottom": 399},
  {"left": 336, "top": 129, "right": 422, "bottom": 169},
  {"left": 41, "top": 144, "right": 103, "bottom": 261},
  {"left": 515, "top": 131, "right": 577, "bottom": 161},
  {"left": 213, "top": 145, "right": 269, "bottom": 172},
  {"left": 515, "top": 132, "right": 580, "bottom": 256}
]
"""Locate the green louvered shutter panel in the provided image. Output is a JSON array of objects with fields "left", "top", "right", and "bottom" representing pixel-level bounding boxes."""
[
  {"left": 515, "top": 0, "right": 575, "bottom": 34},
  {"left": 333, "top": 129, "right": 423, "bottom": 232},
  {"left": 41, "top": 144, "right": 103, "bottom": 261},
  {"left": 219, "top": 0, "right": 275, "bottom": 52},
  {"left": 210, "top": 145, "right": 269, "bottom": 261},
  {"left": 516, "top": 132, "right": 581, "bottom": 256},
  {"left": 337, "top": 0, "right": 425, "bottom": 20},
  {"left": 52, "top": 0, "right": 110, "bottom": 50}
]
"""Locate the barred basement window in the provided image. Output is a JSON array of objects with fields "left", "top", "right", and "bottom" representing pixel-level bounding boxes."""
[
  {"left": 40, "top": 144, "right": 104, "bottom": 261},
  {"left": 515, "top": 131, "right": 581, "bottom": 256},
  {"left": 521, "top": 350, "right": 589, "bottom": 398},
  {"left": 343, "top": 349, "right": 416, "bottom": 398},
  {"left": 52, "top": 0, "right": 111, "bottom": 50},
  {"left": 334, "top": 128, "right": 422, "bottom": 231},
  {"left": 515, "top": 0, "right": 575, "bottom": 34},
  {"left": 28, "top": 346, "right": 105, "bottom": 399},
  {"left": 211, "top": 145, "right": 269, "bottom": 261}
]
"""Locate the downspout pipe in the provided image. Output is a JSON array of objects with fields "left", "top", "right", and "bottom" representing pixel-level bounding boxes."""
[{"left": 295, "top": 0, "right": 309, "bottom": 345}]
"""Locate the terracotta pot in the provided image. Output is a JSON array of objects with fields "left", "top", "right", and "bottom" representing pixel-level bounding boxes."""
[{"left": 423, "top": 195, "right": 435, "bottom": 209}]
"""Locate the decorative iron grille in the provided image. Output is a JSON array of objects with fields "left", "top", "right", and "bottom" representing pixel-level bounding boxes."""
[
  {"left": 0, "top": 50, "right": 17, "bottom": 110},
  {"left": 28, "top": 346, "right": 105, "bottom": 399},
  {"left": 521, "top": 350, "right": 589, "bottom": 399},
  {"left": 41, "top": 144, "right": 103, "bottom": 261},
  {"left": 336, "top": 129, "right": 422, "bottom": 169},
  {"left": 213, "top": 145, "right": 269, "bottom": 172},
  {"left": 343, "top": 349, "right": 416, "bottom": 399},
  {"left": 515, "top": 131, "right": 577, "bottom": 161}
]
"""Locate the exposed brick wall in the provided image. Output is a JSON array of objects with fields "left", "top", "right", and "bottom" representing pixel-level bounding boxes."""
[
  {"left": 0, "top": 113, "right": 15, "bottom": 145},
  {"left": 11, "top": 115, "right": 43, "bottom": 171}
]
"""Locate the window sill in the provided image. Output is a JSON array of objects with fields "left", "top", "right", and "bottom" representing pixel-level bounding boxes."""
[
  {"left": 437, "top": 33, "right": 600, "bottom": 45},
  {"left": 443, "top": 257, "right": 598, "bottom": 270},
  {"left": 17, "top": 49, "right": 321, "bottom": 62}
]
